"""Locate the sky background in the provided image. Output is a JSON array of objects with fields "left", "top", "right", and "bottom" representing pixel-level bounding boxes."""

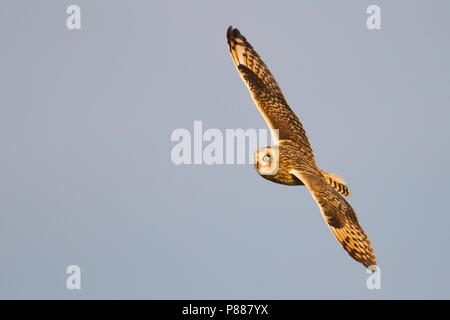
[{"left": 1, "top": 0, "right": 449, "bottom": 299}]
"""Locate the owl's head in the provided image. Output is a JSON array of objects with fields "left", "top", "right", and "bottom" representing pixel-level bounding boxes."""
[{"left": 255, "top": 146, "right": 279, "bottom": 176}]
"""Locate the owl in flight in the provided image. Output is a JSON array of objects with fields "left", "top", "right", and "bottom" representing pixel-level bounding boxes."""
[{"left": 226, "top": 26, "right": 377, "bottom": 270}]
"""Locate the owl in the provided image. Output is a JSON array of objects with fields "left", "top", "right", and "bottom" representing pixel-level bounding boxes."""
[{"left": 227, "top": 26, "right": 377, "bottom": 270}]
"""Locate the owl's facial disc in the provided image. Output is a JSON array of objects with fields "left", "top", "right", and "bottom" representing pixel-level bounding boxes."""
[{"left": 255, "top": 147, "right": 279, "bottom": 176}]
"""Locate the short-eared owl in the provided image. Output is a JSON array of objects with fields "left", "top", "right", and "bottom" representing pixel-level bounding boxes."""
[{"left": 227, "top": 26, "right": 376, "bottom": 270}]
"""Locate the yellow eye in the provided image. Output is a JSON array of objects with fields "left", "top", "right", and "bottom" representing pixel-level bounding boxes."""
[{"left": 262, "top": 155, "right": 270, "bottom": 162}]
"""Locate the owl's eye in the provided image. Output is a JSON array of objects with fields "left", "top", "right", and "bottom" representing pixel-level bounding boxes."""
[{"left": 262, "top": 154, "right": 271, "bottom": 163}]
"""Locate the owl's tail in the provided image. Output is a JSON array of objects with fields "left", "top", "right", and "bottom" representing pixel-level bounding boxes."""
[{"left": 319, "top": 169, "right": 351, "bottom": 197}]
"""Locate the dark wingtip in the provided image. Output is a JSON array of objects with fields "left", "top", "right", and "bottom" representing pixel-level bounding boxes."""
[
  {"left": 226, "top": 25, "right": 246, "bottom": 42},
  {"left": 227, "top": 25, "right": 233, "bottom": 40}
]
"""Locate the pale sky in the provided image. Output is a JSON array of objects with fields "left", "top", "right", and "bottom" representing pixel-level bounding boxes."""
[{"left": 1, "top": 0, "right": 449, "bottom": 299}]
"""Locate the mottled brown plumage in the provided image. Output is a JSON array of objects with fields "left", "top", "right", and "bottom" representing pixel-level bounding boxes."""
[{"left": 227, "top": 26, "right": 376, "bottom": 270}]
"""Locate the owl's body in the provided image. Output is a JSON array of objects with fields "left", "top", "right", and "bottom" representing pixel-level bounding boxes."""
[{"left": 227, "top": 26, "right": 377, "bottom": 270}]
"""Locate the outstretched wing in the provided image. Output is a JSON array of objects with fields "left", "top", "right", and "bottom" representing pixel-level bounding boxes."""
[
  {"left": 290, "top": 169, "right": 377, "bottom": 269},
  {"left": 227, "top": 26, "right": 314, "bottom": 156}
]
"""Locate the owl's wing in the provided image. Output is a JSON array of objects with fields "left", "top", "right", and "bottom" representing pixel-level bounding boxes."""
[
  {"left": 290, "top": 169, "right": 377, "bottom": 270},
  {"left": 227, "top": 26, "right": 314, "bottom": 156}
]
